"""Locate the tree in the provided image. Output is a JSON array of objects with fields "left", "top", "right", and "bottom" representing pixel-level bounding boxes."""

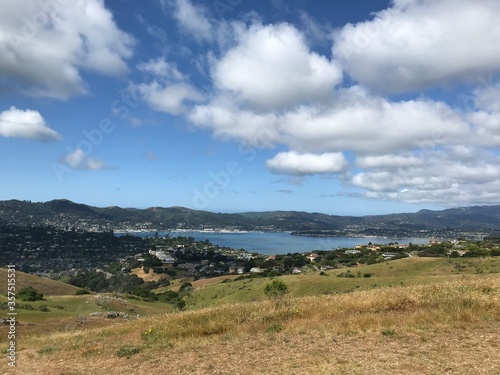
[
  {"left": 176, "top": 299, "right": 186, "bottom": 310},
  {"left": 143, "top": 254, "right": 162, "bottom": 268},
  {"left": 18, "top": 286, "right": 44, "bottom": 302},
  {"left": 264, "top": 279, "right": 289, "bottom": 307},
  {"left": 178, "top": 282, "right": 193, "bottom": 298}
]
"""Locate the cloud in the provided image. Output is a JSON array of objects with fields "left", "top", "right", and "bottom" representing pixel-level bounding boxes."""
[
  {"left": 135, "top": 3, "right": 500, "bottom": 206},
  {"left": 171, "top": 0, "right": 213, "bottom": 42},
  {"left": 130, "top": 57, "right": 204, "bottom": 115},
  {"left": 132, "top": 81, "right": 204, "bottom": 115},
  {"left": 352, "top": 148, "right": 500, "bottom": 205},
  {"left": 279, "top": 90, "right": 470, "bottom": 155},
  {"left": 267, "top": 151, "right": 348, "bottom": 176},
  {"left": 0, "top": 106, "right": 61, "bottom": 141},
  {"left": 332, "top": 0, "right": 500, "bottom": 93},
  {"left": 0, "top": 0, "right": 134, "bottom": 99},
  {"left": 137, "top": 59, "right": 184, "bottom": 80},
  {"left": 189, "top": 85, "right": 476, "bottom": 156},
  {"left": 61, "top": 148, "right": 107, "bottom": 170},
  {"left": 473, "top": 81, "right": 500, "bottom": 113},
  {"left": 213, "top": 23, "right": 342, "bottom": 111},
  {"left": 355, "top": 154, "right": 424, "bottom": 169},
  {"left": 177, "top": 17, "right": 500, "bottom": 205},
  {"left": 188, "top": 102, "right": 280, "bottom": 146}
]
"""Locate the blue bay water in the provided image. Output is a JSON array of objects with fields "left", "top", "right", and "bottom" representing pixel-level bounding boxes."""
[{"left": 126, "top": 231, "right": 430, "bottom": 255}]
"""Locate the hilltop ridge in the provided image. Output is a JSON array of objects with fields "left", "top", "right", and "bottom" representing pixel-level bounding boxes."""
[{"left": 1, "top": 199, "right": 500, "bottom": 237}]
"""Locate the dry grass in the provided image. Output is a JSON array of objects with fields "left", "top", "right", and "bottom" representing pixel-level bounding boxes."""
[
  {"left": 131, "top": 268, "right": 170, "bottom": 283},
  {"left": 191, "top": 275, "right": 239, "bottom": 289},
  {"left": 184, "top": 257, "right": 500, "bottom": 309},
  {"left": 0, "top": 268, "right": 80, "bottom": 296},
  {"left": 2, "top": 274, "right": 499, "bottom": 374}
]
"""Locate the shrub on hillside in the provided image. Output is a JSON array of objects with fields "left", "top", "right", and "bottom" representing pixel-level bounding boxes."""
[
  {"left": 75, "top": 288, "right": 91, "bottom": 295},
  {"left": 264, "top": 279, "right": 289, "bottom": 308},
  {"left": 18, "top": 286, "right": 44, "bottom": 302}
]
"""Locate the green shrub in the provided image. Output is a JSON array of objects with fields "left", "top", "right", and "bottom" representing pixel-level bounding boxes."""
[
  {"left": 18, "top": 286, "right": 44, "bottom": 302},
  {"left": 116, "top": 346, "right": 141, "bottom": 358},
  {"left": 381, "top": 328, "right": 395, "bottom": 337},
  {"left": 75, "top": 289, "right": 91, "bottom": 295},
  {"left": 157, "top": 290, "right": 179, "bottom": 303},
  {"left": 337, "top": 271, "right": 355, "bottom": 278},
  {"left": 264, "top": 279, "right": 289, "bottom": 307},
  {"left": 176, "top": 300, "right": 186, "bottom": 311}
]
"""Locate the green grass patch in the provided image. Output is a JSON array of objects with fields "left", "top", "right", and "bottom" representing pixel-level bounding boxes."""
[
  {"left": 381, "top": 328, "right": 396, "bottom": 337},
  {"left": 116, "top": 346, "right": 141, "bottom": 358},
  {"left": 38, "top": 345, "right": 59, "bottom": 355}
]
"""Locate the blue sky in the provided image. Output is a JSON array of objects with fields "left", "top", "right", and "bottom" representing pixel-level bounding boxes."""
[{"left": 1, "top": 0, "right": 500, "bottom": 215}]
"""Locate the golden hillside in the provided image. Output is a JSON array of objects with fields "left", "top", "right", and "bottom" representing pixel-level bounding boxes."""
[
  {"left": 0, "top": 267, "right": 80, "bottom": 296},
  {"left": 3, "top": 274, "right": 499, "bottom": 374}
]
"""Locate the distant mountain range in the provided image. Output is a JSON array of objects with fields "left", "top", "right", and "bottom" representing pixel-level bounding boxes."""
[{"left": 1, "top": 199, "right": 500, "bottom": 237}]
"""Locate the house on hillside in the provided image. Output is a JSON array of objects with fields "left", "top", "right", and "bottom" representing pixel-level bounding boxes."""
[
  {"left": 153, "top": 250, "right": 177, "bottom": 264},
  {"left": 250, "top": 267, "right": 265, "bottom": 273}
]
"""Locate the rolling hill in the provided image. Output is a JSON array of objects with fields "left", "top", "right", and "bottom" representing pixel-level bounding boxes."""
[
  {"left": 0, "top": 267, "right": 80, "bottom": 296},
  {"left": 2, "top": 261, "right": 499, "bottom": 374},
  {"left": 1, "top": 199, "right": 500, "bottom": 236}
]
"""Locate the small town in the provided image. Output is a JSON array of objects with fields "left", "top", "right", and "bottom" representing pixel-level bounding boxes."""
[{"left": 2, "top": 224, "right": 499, "bottom": 294}]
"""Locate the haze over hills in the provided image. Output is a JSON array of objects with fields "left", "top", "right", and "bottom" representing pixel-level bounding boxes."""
[{"left": 1, "top": 199, "right": 500, "bottom": 237}]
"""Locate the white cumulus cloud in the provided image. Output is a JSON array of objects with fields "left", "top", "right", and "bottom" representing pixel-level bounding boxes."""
[
  {"left": 133, "top": 81, "right": 204, "bottom": 116},
  {"left": 352, "top": 148, "right": 500, "bottom": 205},
  {"left": 213, "top": 23, "right": 342, "bottom": 111},
  {"left": 135, "top": 2, "right": 500, "bottom": 206},
  {"left": 130, "top": 57, "right": 204, "bottom": 116},
  {"left": 0, "top": 0, "right": 134, "bottom": 99},
  {"left": 333, "top": 0, "right": 500, "bottom": 93},
  {"left": 356, "top": 154, "right": 423, "bottom": 169},
  {"left": 267, "top": 151, "right": 348, "bottom": 176},
  {"left": 0, "top": 106, "right": 61, "bottom": 141}
]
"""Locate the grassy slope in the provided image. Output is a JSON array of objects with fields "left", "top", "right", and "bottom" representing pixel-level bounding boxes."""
[
  {"left": 3, "top": 273, "right": 500, "bottom": 374},
  {"left": 185, "top": 257, "right": 500, "bottom": 308},
  {"left": 0, "top": 268, "right": 175, "bottom": 338},
  {"left": 1, "top": 257, "right": 500, "bottom": 374},
  {"left": 0, "top": 267, "right": 80, "bottom": 296}
]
